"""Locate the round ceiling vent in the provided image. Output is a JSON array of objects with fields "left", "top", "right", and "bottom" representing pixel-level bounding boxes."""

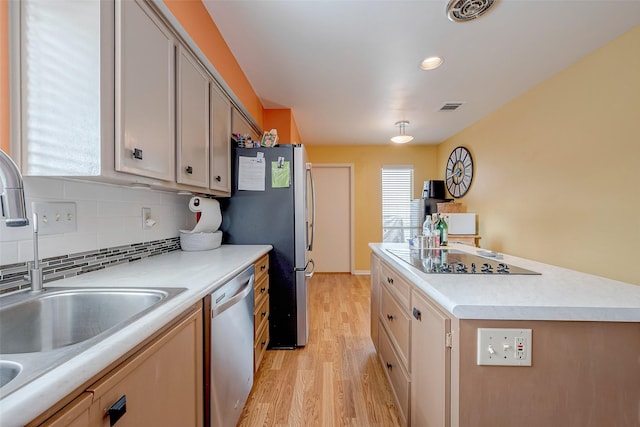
[{"left": 447, "top": 0, "right": 496, "bottom": 22}]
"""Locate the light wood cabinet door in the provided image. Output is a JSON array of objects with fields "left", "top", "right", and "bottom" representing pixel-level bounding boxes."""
[
  {"left": 370, "top": 253, "right": 380, "bottom": 352},
  {"left": 411, "top": 290, "right": 451, "bottom": 427},
  {"left": 87, "top": 306, "right": 203, "bottom": 427},
  {"left": 115, "top": 0, "right": 175, "bottom": 181},
  {"left": 210, "top": 84, "right": 231, "bottom": 194},
  {"left": 232, "top": 107, "right": 260, "bottom": 142},
  {"left": 39, "top": 393, "right": 93, "bottom": 427},
  {"left": 176, "top": 45, "right": 210, "bottom": 188}
]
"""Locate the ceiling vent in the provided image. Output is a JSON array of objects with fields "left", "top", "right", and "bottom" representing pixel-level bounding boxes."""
[
  {"left": 439, "top": 102, "right": 465, "bottom": 112},
  {"left": 447, "top": 0, "right": 497, "bottom": 22}
]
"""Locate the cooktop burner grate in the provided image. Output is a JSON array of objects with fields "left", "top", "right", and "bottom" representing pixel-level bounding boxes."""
[{"left": 386, "top": 248, "right": 540, "bottom": 275}]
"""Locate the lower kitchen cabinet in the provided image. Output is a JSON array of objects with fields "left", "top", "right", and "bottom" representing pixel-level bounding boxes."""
[
  {"left": 35, "top": 304, "right": 203, "bottom": 427},
  {"left": 410, "top": 290, "right": 451, "bottom": 427},
  {"left": 377, "top": 257, "right": 411, "bottom": 426},
  {"left": 253, "top": 253, "right": 270, "bottom": 371},
  {"left": 372, "top": 252, "right": 640, "bottom": 426},
  {"left": 40, "top": 393, "right": 93, "bottom": 427},
  {"left": 370, "top": 253, "right": 380, "bottom": 352}
]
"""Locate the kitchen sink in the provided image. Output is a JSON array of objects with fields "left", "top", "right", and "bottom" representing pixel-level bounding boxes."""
[
  {"left": 0, "top": 288, "right": 172, "bottom": 354},
  {"left": 0, "top": 361, "right": 22, "bottom": 388},
  {"left": 0, "top": 286, "right": 184, "bottom": 397}
]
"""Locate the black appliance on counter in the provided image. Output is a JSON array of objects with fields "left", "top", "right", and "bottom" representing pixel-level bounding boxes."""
[
  {"left": 410, "top": 180, "right": 452, "bottom": 235},
  {"left": 421, "top": 180, "right": 452, "bottom": 214}
]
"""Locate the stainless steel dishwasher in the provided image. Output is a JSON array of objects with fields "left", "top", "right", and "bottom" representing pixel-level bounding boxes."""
[{"left": 209, "top": 265, "right": 255, "bottom": 427}]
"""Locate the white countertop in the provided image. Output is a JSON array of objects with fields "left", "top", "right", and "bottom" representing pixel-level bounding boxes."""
[
  {"left": 370, "top": 242, "right": 640, "bottom": 322},
  {"left": 0, "top": 244, "right": 271, "bottom": 427}
]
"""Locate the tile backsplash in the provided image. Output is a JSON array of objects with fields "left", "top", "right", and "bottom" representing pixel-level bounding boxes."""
[{"left": 0, "top": 177, "right": 196, "bottom": 268}]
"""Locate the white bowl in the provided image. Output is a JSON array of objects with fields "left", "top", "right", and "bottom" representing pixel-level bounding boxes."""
[{"left": 180, "top": 230, "right": 222, "bottom": 251}]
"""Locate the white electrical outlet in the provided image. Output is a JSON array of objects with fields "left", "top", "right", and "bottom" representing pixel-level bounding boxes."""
[
  {"left": 477, "top": 328, "right": 532, "bottom": 366},
  {"left": 32, "top": 202, "right": 77, "bottom": 235}
]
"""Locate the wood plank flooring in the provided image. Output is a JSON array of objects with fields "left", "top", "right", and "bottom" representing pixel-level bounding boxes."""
[{"left": 238, "top": 273, "right": 402, "bottom": 427}]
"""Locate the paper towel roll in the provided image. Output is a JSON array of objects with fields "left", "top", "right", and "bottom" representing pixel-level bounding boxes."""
[{"left": 187, "top": 197, "right": 222, "bottom": 233}]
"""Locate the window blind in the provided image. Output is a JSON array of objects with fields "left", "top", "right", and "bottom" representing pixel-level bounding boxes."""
[{"left": 381, "top": 166, "right": 414, "bottom": 243}]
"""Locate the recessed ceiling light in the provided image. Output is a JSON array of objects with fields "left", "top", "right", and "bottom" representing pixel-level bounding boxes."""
[{"left": 420, "top": 56, "right": 443, "bottom": 71}]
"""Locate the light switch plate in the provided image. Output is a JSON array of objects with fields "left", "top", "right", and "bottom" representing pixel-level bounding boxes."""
[
  {"left": 32, "top": 201, "right": 77, "bottom": 235},
  {"left": 477, "top": 328, "right": 532, "bottom": 366}
]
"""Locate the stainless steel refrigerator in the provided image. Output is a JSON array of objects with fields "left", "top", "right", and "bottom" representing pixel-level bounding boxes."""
[{"left": 220, "top": 144, "right": 315, "bottom": 348}]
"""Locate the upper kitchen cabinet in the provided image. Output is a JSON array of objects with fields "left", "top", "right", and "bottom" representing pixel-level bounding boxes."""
[
  {"left": 115, "top": 0, "right": 175, "bottom": 182},
  {"left": 232, "top": 108, "right": 261, "bottom": 143},
  {"left": 14, "top": 0, "right": 261, "bottom": 196},
  {"left": 210, "top": 84, "right": 231, "bottom": 194},
  {"left": 176, "top": 45, "right": 210, "bottom": 188}
]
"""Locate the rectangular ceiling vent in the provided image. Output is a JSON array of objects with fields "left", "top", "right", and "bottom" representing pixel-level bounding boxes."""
[{"left": 439, "top": 102, "right": 465, "bottom": 112}]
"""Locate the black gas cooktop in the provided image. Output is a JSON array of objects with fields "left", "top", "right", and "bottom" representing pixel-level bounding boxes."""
[{"left": 386, "top": 248, "right": 540, "bottom": 275}]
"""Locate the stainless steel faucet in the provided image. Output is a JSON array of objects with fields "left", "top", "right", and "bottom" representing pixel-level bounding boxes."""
[
  {"left": 1, "top": 149, "right": 43, "bottom": 292},
  {"left": 0, "top": 148, "right": 29, "bottom": 227}
]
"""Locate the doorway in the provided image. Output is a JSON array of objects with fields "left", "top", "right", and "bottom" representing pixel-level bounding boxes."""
[{"left": 312, "top": 164, "right": 353, "bottom": 273}]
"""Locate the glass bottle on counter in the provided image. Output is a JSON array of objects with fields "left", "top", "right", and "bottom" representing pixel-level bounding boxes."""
[
  {"left": 422, "top": 215, "right": 434, "bottom": 248},
  {"left": 437, "top": 213, "right": 449, "bottom": 246},
  {"left": 432, "top": 214, "right": 440, "bottom": 248}
]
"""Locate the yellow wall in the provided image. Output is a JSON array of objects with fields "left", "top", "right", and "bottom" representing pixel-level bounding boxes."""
[
  {"left": 306, "top": 145, "right": 438, "bottom": 271},
  {"left": 437, "top": 25, "right": 640, "bottom": 285}
]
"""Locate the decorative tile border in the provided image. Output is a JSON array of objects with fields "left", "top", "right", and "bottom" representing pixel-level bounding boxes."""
[{"left": 0, "top": 237, "right": 181, "bottom": 295}]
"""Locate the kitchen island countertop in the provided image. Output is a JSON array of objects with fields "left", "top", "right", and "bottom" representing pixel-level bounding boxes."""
[
  {"left": 370, "top": 242, "right": 640, "bottom": 322},
  {"left": 0, "top": 244, "right": 271, "bottom": 427}
]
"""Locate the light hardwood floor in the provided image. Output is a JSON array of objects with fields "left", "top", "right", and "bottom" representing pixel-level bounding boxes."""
[{"left": 238, "top": 273, "right": 402, "bottom": 427}]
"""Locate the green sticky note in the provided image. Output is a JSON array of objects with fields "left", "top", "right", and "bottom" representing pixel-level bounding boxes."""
[{"left": 272, "top": 161, "right": 290, "bottom": 188}]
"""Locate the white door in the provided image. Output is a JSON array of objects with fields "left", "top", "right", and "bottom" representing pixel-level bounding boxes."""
[{"left": 312, "top": 164, "right": 352, "bottom": 273}]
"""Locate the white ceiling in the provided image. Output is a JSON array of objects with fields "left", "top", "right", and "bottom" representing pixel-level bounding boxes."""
[{"left": 202, "top": 1, "right": 640, "bottom": 146}]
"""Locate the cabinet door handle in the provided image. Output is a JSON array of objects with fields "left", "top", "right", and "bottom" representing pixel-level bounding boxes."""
[
  {"left": 387, "top": 277, "right": 393, "bottom": 284},
  {"left": 413, "top": 307, "right": 422, "bottom": 321},
  {"left": 108, "top": 395, "right": 127, "bottom": 426},
  {"left": 260, "top": 265, "right": 267, "bottom": 271},
  {"left": 261, "top": 311, "right": 267, "bottom": 318},
  {"left": 132, "top": 148, "right": 143, "bottom": 160},
  {"left": 386, "top": 314, "right": 394, "bottom": 321},
  {"left": 185, "top": 165, "right": 193, "bottom": 174},
  {"left": 386, "top": 362, "right": 393, "bottom": 371},
  {"left": 215, "top": 175, "right": 222, "bottom": 182},
  {"left": 260, "top": 287, "right": 266, "bottom": 293}
]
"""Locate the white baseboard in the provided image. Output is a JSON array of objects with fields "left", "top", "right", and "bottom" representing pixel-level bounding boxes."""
[{"left": 353, "top": 270, "right": 370, "bottom": 276}]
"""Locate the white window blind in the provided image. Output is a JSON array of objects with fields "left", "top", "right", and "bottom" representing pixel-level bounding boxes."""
[{"left": 381, "top": 166, "right": 414, "bottom": 242}]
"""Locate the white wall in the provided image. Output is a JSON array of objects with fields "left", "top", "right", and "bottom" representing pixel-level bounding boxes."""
[{"left": 0, "top": 177, "right": 196, "bottom": 265}]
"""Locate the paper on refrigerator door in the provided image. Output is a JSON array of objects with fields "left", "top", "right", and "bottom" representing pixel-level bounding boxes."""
[{"left": 238, "top": 156, "right": 265, "bottom": 191}]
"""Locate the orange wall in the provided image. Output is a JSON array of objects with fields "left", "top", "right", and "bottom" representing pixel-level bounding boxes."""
[
  {"left": 263, "top": 109, "right": 302, "bottom": 144},
  {"left": 306, "top": 144, "right": 438, "bottom": 272},
  {"left": 163, "top": 0, "right": 263, "bottom": 129},
  {"left": 1, "top": 0, "right": 9, "bottom": 154}
]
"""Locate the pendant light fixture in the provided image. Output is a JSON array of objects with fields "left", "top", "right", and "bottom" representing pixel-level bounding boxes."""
[{"left": 390, "top": 121, "right": 414, "bottom": 144}]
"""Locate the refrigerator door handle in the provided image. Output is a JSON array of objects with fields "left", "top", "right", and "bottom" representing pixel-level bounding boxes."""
[
  {"left": 306, "top": 166, "right": 316, "bottom": 251},
  {"left": 305, "top": 259, "right": 315, "bottom": 278}
]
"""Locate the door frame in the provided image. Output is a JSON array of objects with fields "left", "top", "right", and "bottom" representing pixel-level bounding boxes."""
[{"left": 313, "top": 163, "right": 355, "bottom": 274}]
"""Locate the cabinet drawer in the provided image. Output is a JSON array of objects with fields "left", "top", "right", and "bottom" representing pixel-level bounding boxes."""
[
  {"left": 254, "top": 273, "right": 269, "bottom": 305},
  {"left": 254, "top": 294, "right": 270, "bottom": 338},
  {"left": 379, "top": 322, "right": 410, "bottom": 425},
  {"left": 254, "top": 320, "right": 269, "bottom": 372},
  {"left": 380, "top": 284, "right": 410, "bottom": 369},
  {"left": 254, "top": 254, "right": 269, "bottom": 284},
  {"left": 380, "top": 262, "right": 411, "bottom": 310}
]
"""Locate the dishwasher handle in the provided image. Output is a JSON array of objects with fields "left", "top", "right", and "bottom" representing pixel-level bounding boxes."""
[{"left": 211, "top": 274, "right": 254, "bottom": 318}]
